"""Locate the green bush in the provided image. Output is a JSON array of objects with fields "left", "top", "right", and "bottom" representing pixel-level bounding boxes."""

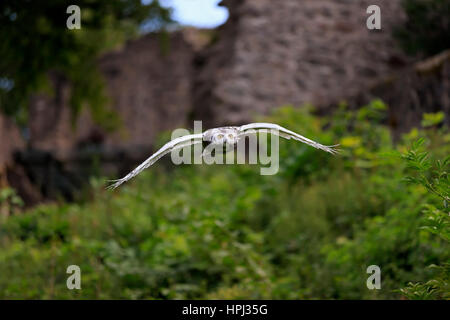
[
  {"left": 399, "top": 138, "right": 449, "bottom": 299},
  {"left": 0, "top": 102, "right": 448, "bottom": 299}
]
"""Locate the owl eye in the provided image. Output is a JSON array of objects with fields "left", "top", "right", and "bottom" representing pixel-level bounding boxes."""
[
  {"left": 228, "top": 134, "right": 234, "bottom": 139},
  {"left": 217, "top": 134, "right": 224, "bottom": 139}
]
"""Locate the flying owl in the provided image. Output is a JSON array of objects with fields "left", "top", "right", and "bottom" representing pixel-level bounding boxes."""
[{"left": 107, "top": 122, "right": 339, "bottom": 189}]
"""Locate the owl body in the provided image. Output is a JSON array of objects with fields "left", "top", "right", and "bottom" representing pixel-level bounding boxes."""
[{"left": 203, "top": 126, "right": 240, "bottom": 145}]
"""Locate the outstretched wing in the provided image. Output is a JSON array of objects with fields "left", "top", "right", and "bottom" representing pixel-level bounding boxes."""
[
  {"left": 238, "top": 122, "right": 339, "bottom": 154},
  {"left": 107, "top": 133, "right": 203, "bottom": 189}
]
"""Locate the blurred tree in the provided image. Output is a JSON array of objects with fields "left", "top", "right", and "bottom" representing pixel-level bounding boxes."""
[
  {"left": 395, "top": 0, "right": 450, "bottom": 56},
  {"left": 0, "top": 0, "right": 172, "bottom": 128}
]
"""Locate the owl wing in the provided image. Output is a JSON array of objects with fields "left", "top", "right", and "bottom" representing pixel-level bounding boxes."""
[
  {"left": 238, "top": 122, "right": 339, "bottom": 154},
  {"left": 107, "top": 133, "right": 204, "bottom": 189}
]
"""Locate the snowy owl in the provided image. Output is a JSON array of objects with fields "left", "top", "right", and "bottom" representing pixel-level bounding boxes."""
[{"left": 107, "top": 123, "right": 339, "bottom": 189}]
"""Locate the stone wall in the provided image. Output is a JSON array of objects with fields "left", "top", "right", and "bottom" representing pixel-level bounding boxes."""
[
  {"left": 193, "top": 0, "right": 409, "bottom": 127},
  {"left": 0, "top": 114, "right": 24, "bottom": 170},
  {"left": 348, "top": 49, "right": 450, "bottom": 139},
  {"left": 27, "top": 0, "right": 412, "bottom": 156},
  {"left": 99, "top": 32, "right": 194, "bottom": 150},
  {"left": 28, "top": 32, "right": 195, "bottom": 159}
]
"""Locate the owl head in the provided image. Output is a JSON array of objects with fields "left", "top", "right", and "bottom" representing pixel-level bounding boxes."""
[{"left": 212, "top": 128, "right": 239, "bottom": 145}]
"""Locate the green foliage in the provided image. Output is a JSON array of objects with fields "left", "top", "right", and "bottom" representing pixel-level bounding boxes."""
[
  {"left": 0, "top": 102, "right": 448, "bottom": 299},
  {"left": 421, "top": 112, "right": 445, "bottom": 128},
  {"left": 399, "top": 137, "right": 449, "bottom": 299},
  {"left": 0, "top": 188, "right": 23, "bottom": 219},
  {"left": 0, "top": 0, "right": 172, "bottom": 127},
  {"left": 395, "top": 0, "right": 450, "bottom": 56}
]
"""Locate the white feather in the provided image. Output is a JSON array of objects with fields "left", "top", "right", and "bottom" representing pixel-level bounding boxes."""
[
  {"left": 239, "top": 123, "right": 339, "bottom": 154},
  {"left": 107, "top": 123, "right": 339, "bottom": 189},
  {"left": 107, "top": 134, "right": 203, "bottom": 190}
]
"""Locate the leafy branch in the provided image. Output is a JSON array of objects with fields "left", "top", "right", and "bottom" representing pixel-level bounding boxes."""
[{"left": 400, "top": 138, "right": 449, "bottom": 299}]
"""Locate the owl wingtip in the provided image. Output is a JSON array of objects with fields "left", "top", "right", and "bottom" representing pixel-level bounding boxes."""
[
  {"left": 105, "top": 179, "right": 124, "bottom": 190},
  {"left": 328, "top": 144, "right": 341, "bottom": 155}
]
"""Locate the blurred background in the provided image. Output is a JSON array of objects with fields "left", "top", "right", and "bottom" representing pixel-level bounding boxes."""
[{"left": 0, "top": 0, "right": 449, "bottom": 299}]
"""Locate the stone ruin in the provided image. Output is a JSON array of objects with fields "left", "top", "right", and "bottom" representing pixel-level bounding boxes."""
[{"left": 1, "top": 0, "right": 449, "bottom": 204}]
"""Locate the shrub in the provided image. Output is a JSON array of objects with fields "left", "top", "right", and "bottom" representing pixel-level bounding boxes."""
[{"left": 0, "top": 103, "right": 448, "bottom": 299}]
